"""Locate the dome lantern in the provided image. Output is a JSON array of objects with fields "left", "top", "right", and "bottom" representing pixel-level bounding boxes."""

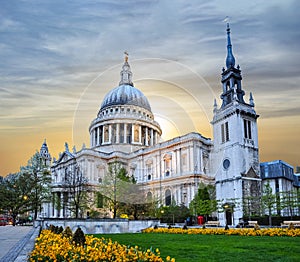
[
  {"left": 100, "top": 54, "right": 152, "bottom": 112},
  {"left": 119, "top": 51, "right": 133, "bottom": 86}
]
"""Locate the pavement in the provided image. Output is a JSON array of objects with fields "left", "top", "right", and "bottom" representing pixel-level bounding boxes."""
[{"left": 0, "top": 225, "right": 40, "bottom": 262}]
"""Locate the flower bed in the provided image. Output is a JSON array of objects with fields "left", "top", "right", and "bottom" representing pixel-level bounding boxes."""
[
  {"left": 29, "top": 229, "right": 175, "bottom": 261},
  {"left": 142, "top": 227, "right": 300, "bottom": 237}
]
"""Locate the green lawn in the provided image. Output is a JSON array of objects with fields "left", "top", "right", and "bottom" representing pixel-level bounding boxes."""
[{"left": 96, "top": 233, "right": 300, "bottom": 262}]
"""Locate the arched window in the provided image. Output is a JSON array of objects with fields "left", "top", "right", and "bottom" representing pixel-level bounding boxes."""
[
  {"left": 226, "top": 81, "right": 230, "bottom": 91},
  {"left": 165, "top": 189, "right": 171, "bottom": 206},
  {"left": 163, "top": 153, "right": 172, "bottom": 176}
]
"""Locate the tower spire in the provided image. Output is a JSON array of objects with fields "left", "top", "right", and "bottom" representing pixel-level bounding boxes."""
[
  {"left": 225, "top": 20, "right": 236, "bottom": 69},
  {"left": 220, "top": 19, "right": 245, "bottom": 108},
  {"left": 119, "top": 51, "right": 133, "bottom": 86}
]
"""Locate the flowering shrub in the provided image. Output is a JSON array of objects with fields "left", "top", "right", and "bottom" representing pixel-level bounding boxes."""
[
  {"left": 143, "top": 227, "right": 300, "bottom": 237},
  {"left": 29, "top": 229, "right": 175, "bottom": 261}
]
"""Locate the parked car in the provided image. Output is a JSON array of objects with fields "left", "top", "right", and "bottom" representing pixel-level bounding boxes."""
[{"left": 0, "top": 217, "right": 8, "bottom": 226}]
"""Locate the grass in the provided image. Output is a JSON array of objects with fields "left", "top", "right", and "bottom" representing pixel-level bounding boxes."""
[{"left": 96, "top": 233, "right": 300, "bottom": 261}]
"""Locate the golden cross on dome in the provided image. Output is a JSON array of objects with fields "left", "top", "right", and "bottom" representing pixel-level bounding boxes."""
[
  {"left": 223, "top": 16, "right": 229, "bottom": 23},
  {"left": 124, "top": 51, "right": 129, "bottom": 62}
]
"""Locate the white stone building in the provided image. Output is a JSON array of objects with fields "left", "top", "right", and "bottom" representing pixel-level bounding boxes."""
[
  {"left": 46, "top": 24, "right": 262, "bottom": 226},
  {"left": 260, "top": 160, "right": 299, "bottom": 217}
]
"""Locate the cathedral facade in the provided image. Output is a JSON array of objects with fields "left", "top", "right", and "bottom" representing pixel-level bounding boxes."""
[{"left": 47, "top": 24, "right": 260, "bottom": 226}]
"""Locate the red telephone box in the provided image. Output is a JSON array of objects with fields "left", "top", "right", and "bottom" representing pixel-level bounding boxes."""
[{"left": 198, "top": 216, "right": 204, "bottom": 225}]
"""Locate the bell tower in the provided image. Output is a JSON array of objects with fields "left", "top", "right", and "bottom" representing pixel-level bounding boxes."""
[
  {"left": 40, "top": 139, "right": 52, "bottom": 167},
  {"left": 211, "top": 22, "right": 261, "bottom": 226}
]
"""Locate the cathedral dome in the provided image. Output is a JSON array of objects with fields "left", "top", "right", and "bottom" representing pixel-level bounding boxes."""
[
  {"left": 100, "top": 84, "right": 151, "bottom": 112},
  {"left": 89, "top": 53, "right": 161, "bottom": 153}
]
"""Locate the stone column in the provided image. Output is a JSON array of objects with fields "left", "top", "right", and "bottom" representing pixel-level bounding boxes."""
[
  {"left": 131, "top": 124, "right": 135, "bottom": 143},
  {"left": 102, "top": 126, "right": 105, "bottom": 144},
  {"left": 150, "top": 129, "right": 154, "bottom": 146},
  {"left": 60, "top": 192, "right": 64, "bottom": 218},
  {"left": 124, "top": 123, "right": 127, "bottom": 143},
  {"left": 139, "top": 125, "right": 142, "bottom": 143},
  {"left": 91, "top": 130, "right": 94, "bottom": 147},
  {"left": 109, "top": 124, "right": 112, "bottom": 143},
  {"left": 145, "top": 127, "right": 149, "bottom": 146},
  {"left": 116, "top": 123, "right": 120, "bottom": 143},
  {"left": 97, "top": 127, "right": 100, "bottom": 145},
  {"left": 90, "top": 130, "right": 93, "bottom": 147},
  {"left": 52, "top": 192, "right": 56, "bottom": 217}
]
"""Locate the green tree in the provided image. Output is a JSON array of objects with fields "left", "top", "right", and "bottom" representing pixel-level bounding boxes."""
[
  {"left": 118, "top": 183, "right": 152, "bottom": 220},
  {"left": 159, "top": 202, "right": 190, "bottom": 224},
  {"left": 190, "top": 183, "right": 217, "bottom": 220},
  {"left": 20, "top": 152, "right": 52, "bottom": 220},
  {"left": 261, "top": 182, "right": 276, "bottom": 226},
  {"left": 100, "top": 161, "right": 145, "bottom": 219},
  {"left": 0, "top": 173, "right": 32, "bottom": 225}
]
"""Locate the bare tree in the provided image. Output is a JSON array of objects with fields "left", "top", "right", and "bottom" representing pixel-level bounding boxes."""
[
  {"left": 279, "top": 190, "right": 298, "bottom": 218},
  {"left": 64, "top": 161, "right": 89, "bottom": 218},
  {"left": 261, "top": 182, "right": 276, "bottom": 226}
]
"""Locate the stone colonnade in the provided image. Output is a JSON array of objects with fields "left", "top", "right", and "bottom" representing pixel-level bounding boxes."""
[{"left": 90, "top": 123, "right": 159, "bottom": 147}]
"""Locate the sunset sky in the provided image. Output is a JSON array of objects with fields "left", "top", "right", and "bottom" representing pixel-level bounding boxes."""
[{"left": 1, "top": 0, "right": 299, "bottom": 176}]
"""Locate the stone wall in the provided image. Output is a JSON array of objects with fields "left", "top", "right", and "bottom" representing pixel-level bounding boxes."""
[{"left": 35, "top": 219, "right": 159, "bottom": 234}]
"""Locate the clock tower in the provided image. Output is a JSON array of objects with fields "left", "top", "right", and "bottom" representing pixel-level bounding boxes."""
[{"left": 211, "top": 23, "right": 261, "bottom": 226}]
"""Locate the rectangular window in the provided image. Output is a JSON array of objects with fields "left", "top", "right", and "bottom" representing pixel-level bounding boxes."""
[
  {"left": 244, "top": 119, "right": 247, "bottom": 138},
  {"left": 244, "top": 119, "right": 252, "bottom": 139},
  {"left": 225, "top": 122, "right": 229, "bottom": 141},
  {"left": 248, "top": 121, "right": 252, "bottom": 139},
  {"left": 221, "top": 123, "right": 225, "bottom": 143},
  {"left": 146, "top": 163, "right": 152, "bottom": 174},
  {"left": 221, "top": 122, "right": 229, "bottom": 143},
  {"left": 182, "top": 154, "right": 187, "bottom": 166}
]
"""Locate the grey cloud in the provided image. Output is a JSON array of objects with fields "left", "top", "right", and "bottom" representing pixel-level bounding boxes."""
[{"left": 259, "top": 107, "right": 300, "bottom": 119}]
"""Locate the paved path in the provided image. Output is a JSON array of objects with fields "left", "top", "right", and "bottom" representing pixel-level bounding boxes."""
[{"left": 0, "top": 226, "right": 38, "bottom": 262}]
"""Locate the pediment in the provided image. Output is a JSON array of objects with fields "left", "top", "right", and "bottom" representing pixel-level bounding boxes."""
[
  {"left": 56, "top": 151, "right": 75, "bottom": 164},
  {"left": 242, "top": 166, "right": 259, "bottom": 179}
]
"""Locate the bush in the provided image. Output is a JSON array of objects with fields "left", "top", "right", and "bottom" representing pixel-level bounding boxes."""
[
  {"left": 254, "top": 223, "right": 260, "bottom": 231},
  {"left": 58, "top": 226, "right": 64, "bottom": 234},
  {"left": 72, "top": 227, "right": 86, "bottom": 246},
  {"left": 62, "top": 226, "right": 73, "bottom": 238}
]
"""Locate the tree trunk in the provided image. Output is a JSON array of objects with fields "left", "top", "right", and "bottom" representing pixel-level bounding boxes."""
[
  {"left": 75, "top": 206, "right": 79, "bottom": 218},
  {"left": 34, "top": 208, "right": 38, "bottom": 220},
  {"left": 113, "top": 203, "right": 117, "bottom": 219}
]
